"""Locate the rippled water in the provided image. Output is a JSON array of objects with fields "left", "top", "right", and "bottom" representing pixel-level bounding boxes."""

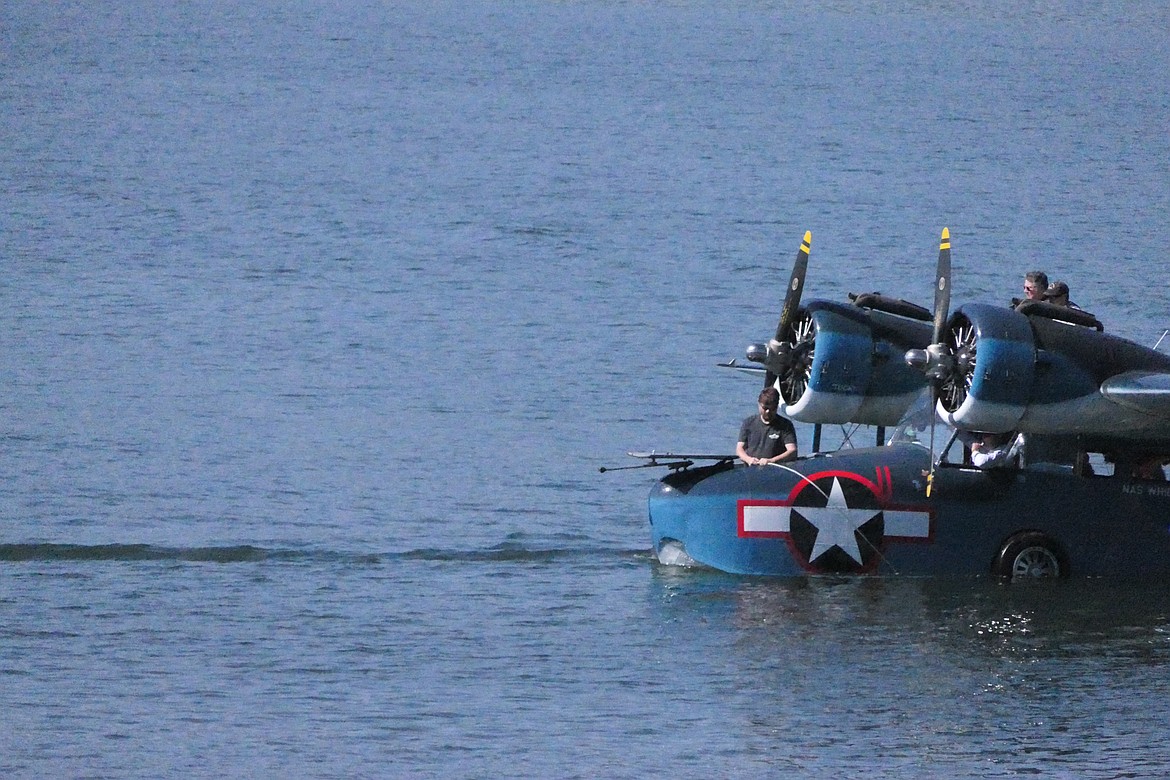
[{"left": 4, "top": 1, "right": 1170, "bottom": 777}]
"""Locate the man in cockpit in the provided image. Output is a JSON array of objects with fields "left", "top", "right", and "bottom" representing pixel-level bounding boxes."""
[
  {"left": 737, "top": 387, "right": 798, "bottom": 467},
  {"left": 1023, "top": 271, "right": 1049, "bottom": 302},
  {"left": 963, "top": 430, "right": 1024, "bottom": 469}
]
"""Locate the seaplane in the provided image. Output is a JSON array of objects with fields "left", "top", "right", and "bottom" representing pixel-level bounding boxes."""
[{"left": 613, "top": 229, "right": 1170, "bottom": 579}]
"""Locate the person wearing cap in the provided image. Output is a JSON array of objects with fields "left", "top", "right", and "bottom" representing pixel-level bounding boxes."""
[{"left": 1043, "top": 281, "right": 1081, "bottom": 309}]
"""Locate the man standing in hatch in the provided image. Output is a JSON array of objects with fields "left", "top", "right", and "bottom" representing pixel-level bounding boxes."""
[{"left": 737, "top": 387, "right": 798, "bottom": 466}]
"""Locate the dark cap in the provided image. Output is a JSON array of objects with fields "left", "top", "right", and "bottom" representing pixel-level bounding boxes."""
[{"left": 1043, "top": 281, "right": 1069, "bottom": 300}]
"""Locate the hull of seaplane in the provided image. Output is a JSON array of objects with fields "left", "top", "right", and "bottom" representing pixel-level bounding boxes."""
[{"left": 649, "top": 444, "right": 1170, "bottom": 578}]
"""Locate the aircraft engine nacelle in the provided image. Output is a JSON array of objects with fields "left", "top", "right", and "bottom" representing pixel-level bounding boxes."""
[
  {"left": 934, "top": 302, "right": 1170, "bottom": 437},
  {"left": 779, "top": 301, "right": 932, "bottom": 426},
  {"left": 935, "top": 303, "right": 1038, "bottom": 432}
]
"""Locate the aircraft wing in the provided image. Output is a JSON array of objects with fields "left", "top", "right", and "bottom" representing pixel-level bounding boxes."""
[
  {"left": 739, "top": 228, "right": 1170, "bottom": 444},
  {"left": 906, "top": 300, "right": 1170, "bottom": 442}
]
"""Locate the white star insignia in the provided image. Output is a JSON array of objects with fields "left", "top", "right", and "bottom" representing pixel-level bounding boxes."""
[{"left": 797, "top": 478, "right": 882, "bottom": 565}]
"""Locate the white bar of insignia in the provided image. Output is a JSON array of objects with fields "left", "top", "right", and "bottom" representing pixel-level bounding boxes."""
[
  {"left": 883, "top": 510, "right": 930, "bottom": 538},
  {"left": 742, "top": 505, "right": 790, "bottom": 533}
]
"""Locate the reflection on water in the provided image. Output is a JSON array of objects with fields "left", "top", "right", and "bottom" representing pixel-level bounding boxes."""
[
  {"left": 649, "top": 569, "right": 1170, "bottom": 777},
  {"left": 658, "top": 572, "right": 1170, "bottom": 663}
]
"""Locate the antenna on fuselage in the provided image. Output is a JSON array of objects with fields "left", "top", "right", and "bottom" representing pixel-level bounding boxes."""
[{"left": 1154, "top": 329, "right": 1169, "bottom": 352}]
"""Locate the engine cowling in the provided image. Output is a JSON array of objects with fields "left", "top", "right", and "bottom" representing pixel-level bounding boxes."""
[
  {"left": 935, "top": 303, "right": 1037, "bottom": 432},
  {"left": 936, "top": 303, "right": 1170, "bottom": 437},
  {"left": 777, "top": 301, "right": 932, "bottom": 426}
]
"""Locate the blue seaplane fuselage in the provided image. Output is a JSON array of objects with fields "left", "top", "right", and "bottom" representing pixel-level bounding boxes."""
[{"left": 648, "top": 401, "right": 1170, "bottom": 579}]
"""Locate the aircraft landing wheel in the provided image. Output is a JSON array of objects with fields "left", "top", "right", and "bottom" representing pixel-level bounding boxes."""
[{"left": 993, "top": 532, "right": 1068, "bottom": 580}]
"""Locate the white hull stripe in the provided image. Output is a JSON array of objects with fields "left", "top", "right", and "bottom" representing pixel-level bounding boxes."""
[
  {"left": 883, "top": 510, "right": 931, "bottom": 539},
  {"left": 740, "top": 503, "right": 931, "bottom": 539},
  {"left": 742, "top": 504, "right": 790, "bottom": 534}
]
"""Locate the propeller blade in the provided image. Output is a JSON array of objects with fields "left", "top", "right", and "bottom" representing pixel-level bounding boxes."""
[
  {"left": 905, "top": 229, "right": 957, "bottom": 381},
  {"left": 764, "top": 230, "right": 811, "bottom": 389},
  {"left": 932, "top": 227, "right": 951, "bottom": 345},
  {"left": 927, "top": 228, "right": 952, "bottom": 498},
  {"left": 775, "top": 230, "right": 811, "bottom": 343}
]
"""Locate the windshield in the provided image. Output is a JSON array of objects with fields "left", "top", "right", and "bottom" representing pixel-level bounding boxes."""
[{"left": 888, "top": 390, "right": 955, "bottom": 449}]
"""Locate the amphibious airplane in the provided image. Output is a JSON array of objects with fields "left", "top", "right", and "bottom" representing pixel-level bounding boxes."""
[{"left": 621, "top": 229, "right": 1170, "bottom": 579}]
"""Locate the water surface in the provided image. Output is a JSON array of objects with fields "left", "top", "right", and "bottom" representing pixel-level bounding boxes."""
[{"left": 3, "top": 1, "right": 1170, "bottom": 776}]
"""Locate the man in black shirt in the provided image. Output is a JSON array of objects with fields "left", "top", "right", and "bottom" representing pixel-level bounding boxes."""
[{"left": 737, "top": 387, "right": 798, "bottom": 466}]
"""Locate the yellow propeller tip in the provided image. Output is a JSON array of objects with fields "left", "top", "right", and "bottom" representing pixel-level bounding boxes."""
[
  {"left": 803, "top": 230, "right": 812, "bottom": 242},
  {"left": 941, "top": 227, "right": 950, "bottom": 239}
]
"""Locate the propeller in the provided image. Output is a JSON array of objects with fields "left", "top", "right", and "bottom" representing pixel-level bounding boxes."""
[
  {"left": 759, "top": 231, "right": 811, "bottom": 391},
  {"left": 903, "top": 228, "right": 953, "bottom": 496}
]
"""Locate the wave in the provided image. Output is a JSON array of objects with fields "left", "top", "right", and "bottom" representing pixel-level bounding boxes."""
[
  {"left": 0, "top": 543, "right": 306, "bottom": 564},
  {"left": 0, "top": 542, "right": 647, "bottom": 565}
]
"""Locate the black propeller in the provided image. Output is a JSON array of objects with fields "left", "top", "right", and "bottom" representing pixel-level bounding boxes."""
[
  {"left": 902, "top": 228, "right": 954, "bottom": 496},
  {"left": 761, "top": 231, "right": 811, "bottom": 390},
  {"left": 905, "top": 228, "right": 956, "bottom": 384}
]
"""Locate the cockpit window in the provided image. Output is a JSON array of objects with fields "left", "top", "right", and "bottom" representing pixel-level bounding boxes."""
[{"left": 888, "top": 392, "right": 954, "bottom": 452}]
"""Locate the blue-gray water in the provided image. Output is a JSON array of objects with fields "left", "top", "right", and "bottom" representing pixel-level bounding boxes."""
[{"left": 4, "top": 1, "right": 1170, "bottom": 777}]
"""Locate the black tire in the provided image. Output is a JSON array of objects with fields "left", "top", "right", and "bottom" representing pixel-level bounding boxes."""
[{"left": 992, "top": 532, "right": 1069, "bottom": 580}]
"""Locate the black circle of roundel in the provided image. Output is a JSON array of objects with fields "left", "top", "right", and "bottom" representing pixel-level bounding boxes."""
[{"left": 787, "top": 473, "right": 885, "bottom": 573}]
